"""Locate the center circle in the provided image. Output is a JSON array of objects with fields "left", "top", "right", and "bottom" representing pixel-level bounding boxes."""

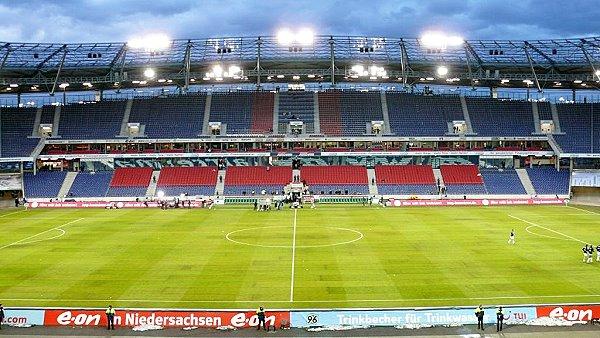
[{"left": 225, "top": 225, "right": 364, "bottom": 248}]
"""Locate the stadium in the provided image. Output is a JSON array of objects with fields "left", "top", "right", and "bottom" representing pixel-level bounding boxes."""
[{"left": 0, "top": 4, "right": 600, "bottom": 336}]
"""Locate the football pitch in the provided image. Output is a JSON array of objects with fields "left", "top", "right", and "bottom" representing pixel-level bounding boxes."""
[{"left": 0, "top": 204, "right": 599, "bottom": 310}]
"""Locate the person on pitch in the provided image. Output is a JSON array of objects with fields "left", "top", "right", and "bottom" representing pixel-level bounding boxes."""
[
  {"left": 256, "top": 306, "right": 267, "bottom": 331},
  {"left": 587, "top": 245, "right": 594, "bottom": 264},
  {"left": 583, "top": 245, "right": 589, "bottom": 263},
  {"left": 475, "top": 305, "right": 485, "bottom": 331},
  {"left": 105, "top": 305, "right": 116, "bottom": 330},
  {"left": 508, "top": 229, "right": 515, "bottom": 245},
  {"left": 597, "top": 244, "right": 600, "bottom": 262},
  {"left": 496, "top": 306, "right": 504, "bottom": 332},
  {"left": 0, "top": 303, "right": 4, "bottom": 330}
]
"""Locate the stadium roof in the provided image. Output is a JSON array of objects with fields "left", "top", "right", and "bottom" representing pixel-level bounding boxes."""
[{"left": 1, "top": 35, "right": 599, "bottom": 93}]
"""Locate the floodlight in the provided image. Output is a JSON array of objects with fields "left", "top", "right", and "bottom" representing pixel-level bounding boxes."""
[
  {"left": 212, "top": 65, "right": 223, "bottom": 77},
  {"left": 421, "top": 31, "right": 463, "bottom": 49},
  {"left": 277, "top": 74, "right": 285, "bottom": 78},
  {"left": 351, "top": 65, "right": 364, "bottom": 74},
  {"left": 82, "top": 82, "right": 93, "bottom": 87},
  {"left": 436, "top": 65, "right": 449, "bottom": 77},
  {"left": 425, "top": 77, "right": 434, "bottom": 81},
  {"left": 9, "top": 83, "right": 18, "bottom": 88},
  {"left": 157, "top": 79, "right": 166, "bottom": 83},
  {"left": 59, "top": 83, "right": 69, "bottom": 89},
  {"left": 156, "top": 190, "right": 165, "bottom": 198},
  {"left": 297, "top": 28, "right": 314, "bottom": 45},
  {"left": 277, "top": 29, "right": 294, "bottom": 45},
  {"left": 501, "top": 79, "right": 510, "bottom": 84},
  {"left": 143, "top": 68, "right": 156, "bottom": 79},
  {"left": 128, "top": 33, "right": 170, "bottom": 50},
  {"left": 574, "top": 80, "right": 583, "bottom": 84},
  {"left": 595, "top": 69, "right": 600, "bottom": 76}
]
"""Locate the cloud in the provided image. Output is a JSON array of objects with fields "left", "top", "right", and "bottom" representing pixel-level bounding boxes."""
[{"left": 0, "top": 0, "right": 598, "bottom": 43}]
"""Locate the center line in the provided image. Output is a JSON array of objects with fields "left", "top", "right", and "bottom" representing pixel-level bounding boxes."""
[
  {"left": 508, "top": 215, "right": 588, "bottom": 244},
  {"left": 290, "top": 208, "right": 298, "bottom": 302}
]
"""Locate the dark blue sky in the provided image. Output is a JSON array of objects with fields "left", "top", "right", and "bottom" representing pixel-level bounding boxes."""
[{"left": 1, "top": 0, "right": 598, "bottom": 42}]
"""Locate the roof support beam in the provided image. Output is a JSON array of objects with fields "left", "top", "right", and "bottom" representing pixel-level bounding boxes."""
[
  {"left": 524, "top": 41, "right": 557, "bottom": 70},
  {"left": 463, "top": 41, "right": 484, "bottom": 69},
  {"left": 580, "top": 44, "right": 600, "bottom": 82},
  {"left": 256, "top": 37, "right": 262, "bottom": 89},
  {"left": 523, "top": 45, "right": 543, "bottom": 92},
  {"left": 107, "top": 44, "right": 127, "bottom": 73},
  {"left": 399, "top": 39, "right": 409, "bottom": 86},
  {"left": 36, "top": 44, "right": 67, "bottom": 71},
  {"left": 183, "top": 40, "right": 192, "bottom": 92},
  {"left": 49, "top": 48, "right": 68, "bottom": 96},
  {"left": 329, "top": 36, "right": 335, "bottom": 87}
]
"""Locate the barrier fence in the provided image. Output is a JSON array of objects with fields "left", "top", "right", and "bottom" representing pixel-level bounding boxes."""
[{"left": 3, "top": 304, "right": 599, "bottom": 329}]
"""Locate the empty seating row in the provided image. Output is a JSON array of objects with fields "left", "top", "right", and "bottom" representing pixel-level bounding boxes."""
[
  {"left": 466, "top": 98, "right": 535, "bottom": 136},
  {"left": 24, "top": 171, "right": 67, "bottom": 198},
  {"left": 278, "top": 91, "right": 315, "bottom": 133},
  {"left": 440, "top": 164, "right": 487, "bottom": 195},
  {"left": 387, "top": 94, "right": 463, "bottom": 136},
  {"left": 1, "top": 107, "right": 40, "bottom": 157},
  {"left": 59, "top": 100, "right": 126, "bottom": 139},
  {"left": 526, "top": 167, "right": 570, "bottom": 195},
  {"left": 157, "top": 167, "right": 218, "bottom": 197},
  {"left": 375, "top": 164, "right": 437, "bottom": 195},
  {"left": 129, "top": 95, "right": 206, "bottom": 138}
]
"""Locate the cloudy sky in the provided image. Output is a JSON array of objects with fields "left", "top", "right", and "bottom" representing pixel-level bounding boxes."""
[{"left": 0, "top": 0, "right": 598, "bottom": 43}]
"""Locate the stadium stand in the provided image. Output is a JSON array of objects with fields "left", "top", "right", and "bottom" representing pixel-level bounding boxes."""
[
  {"left": 250, "top": 92, "right": 274, "bottom": 133},
  {"left": 24, "top": 171, "right": 67, "bottom": 198},
  {"left": 553, "top": 103, "right": 594, "bottom": 153},
  {"left": 302, "top": 165, "right": 369, "bottom": 194},
  {"left": 466, "top": 98, "right": 535, "bottom": 136},
  {"left": 440, "top": 164, "right": 487, "bottom": 195},
  {"left": 340, "top": 91, "right": 383, "bottom": 135},
  {"left": 278, "top": 91, "right": 315, "bottom": 133},
  {"left": 210, "top": 92, "right": 253, "bottom": 134},
  {"left": 67, "top": 171, "right": 113, "bottom": 197},
  {"left": 224, "top": 166, "right": 291, "bottom": 195},
  {"left": 537, "top": 102, "right": 553, "bottom": 121},
  {"left": 0, "top": 107, "right": 39, "bottom": 157},
  {"left": 526, "top": 167, "right": 570, "bottom": 195},
  {"left": 58, "top": 100, "right": 126, "bottom": 139},
  {"left": 157, "top": 166, "right": 218, "bottom": 196},
  {"left": 480, "top": 169, "right": 527, "bottom": 194},
  {"left": 318, "top": 91, "right": 343, "bottom": 135},
  {"left": 375, "top": 165, "right": 437, "bottom": 195},
  {"left": 129, "top": 95, "right": 206, "bottom": 138},
  {"left": 386, "top": 94, "right": 463, "bottom": 136},
  {"left": 106, "top": 167, "right": 153, "bottom": 197}
]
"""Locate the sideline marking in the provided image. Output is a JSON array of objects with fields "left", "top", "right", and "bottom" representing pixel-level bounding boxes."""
[
  {"left": 567, "top": 205, "right": 600, "bottom": 216},
  {"left": 508, "top": 215, "right": 588, "bottom": 244},
  {"left": 3, "top": 294, "right": 600, "bottom": 304},
  {"left": 225, "top": 225, "right": 364, "bottom": 248},
  {"left": 290, "top": 209, "right": 297, "bottom": 302},
  {"left": 524, "top": 225, "right": 570, "bottom": 242},
  {"left": 0, "top": 218, "right": 84, "bottom": 250},
  {"left": 0, "top": 210, "right": 26, "bottom": 218}
]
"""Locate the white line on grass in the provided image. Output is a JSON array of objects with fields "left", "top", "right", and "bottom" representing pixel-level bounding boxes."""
[
  {"left": 0, "top": 210, "right": 26, "bottom": 218},
  {"left": 290, "top": 208, "right": 298, "bottom": 302},
  {"left": 567, "top": 205, "right": 600, "bottom": 216},
  {"left": 0, "top": 218, "right": 84, "bottom": 250},
  {"left": 508, "top": 215, "right": 588, "bottom": 244},
  {"left": 3, "top": 294, "right": 600, "bottom": 304}
]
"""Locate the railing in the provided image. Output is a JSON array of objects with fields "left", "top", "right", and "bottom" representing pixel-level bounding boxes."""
[{"left": 2, "top": 83, "right": 600, "bottom": 107}]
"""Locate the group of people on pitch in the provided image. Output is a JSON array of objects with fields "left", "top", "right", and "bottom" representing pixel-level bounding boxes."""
[{"left": 582, "top": 244, "right": 600, "bottom": 263}]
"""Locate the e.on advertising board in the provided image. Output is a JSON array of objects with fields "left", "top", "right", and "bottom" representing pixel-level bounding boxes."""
[
  {"left": 536, "top": 305, "right": 600, "bottom": 322},
  {"left": 43, "top": 309, "right": 290, "bottom": 328}
]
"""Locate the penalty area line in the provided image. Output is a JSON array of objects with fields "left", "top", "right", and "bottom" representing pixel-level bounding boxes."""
[
  {"left": 508, "top": 215, "right": 588, "bottom": 244},
  {"left": 566, "top": 205, "right": 600, "bottom": 216},
  {"left": 0, "top": 210, "right": 26, "bottom": 218},
  {"left": 0, "top": 218, "right": 85, "bottom": 250}
]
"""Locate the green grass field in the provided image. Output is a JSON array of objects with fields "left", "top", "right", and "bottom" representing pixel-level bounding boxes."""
[{"left": 1, "top": 204, "right": 599, "bottom": 309}]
